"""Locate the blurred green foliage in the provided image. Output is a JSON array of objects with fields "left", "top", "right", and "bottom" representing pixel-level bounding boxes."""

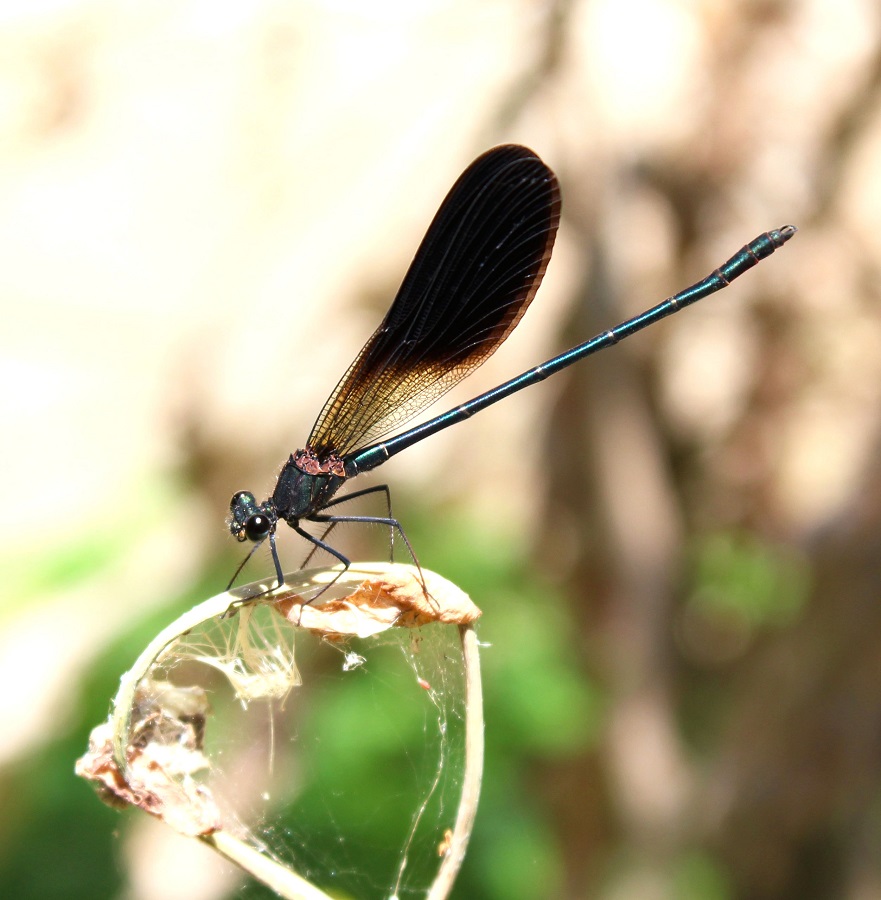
[{"left": 689, "top": 531, "right": 810, "bottom": 629}]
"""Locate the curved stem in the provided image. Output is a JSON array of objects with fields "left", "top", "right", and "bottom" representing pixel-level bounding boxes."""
[
  {"left": 201, "top": 831, "right": 334, "bottom": 900},
  {"left": 427, "top": 623, "right": 485, "bottom": 900}
]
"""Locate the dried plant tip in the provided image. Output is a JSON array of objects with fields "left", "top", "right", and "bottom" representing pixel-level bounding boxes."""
[{"left": 273, "top": 564, "right": 481, "bottom": 639}]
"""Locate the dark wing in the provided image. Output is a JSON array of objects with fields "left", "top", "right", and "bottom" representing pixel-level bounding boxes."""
[{"left": 307, "top": 144, "right": 561, "bottom": 459}]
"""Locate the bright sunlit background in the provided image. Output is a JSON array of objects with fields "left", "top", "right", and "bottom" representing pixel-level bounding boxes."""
[{"left": 3, "top": 0, "right": 881, "bottom": 897}]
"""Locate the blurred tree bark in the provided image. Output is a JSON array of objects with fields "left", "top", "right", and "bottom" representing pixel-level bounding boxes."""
[{"left": 525, "top": 2, "right": 881, "bottom": 898}]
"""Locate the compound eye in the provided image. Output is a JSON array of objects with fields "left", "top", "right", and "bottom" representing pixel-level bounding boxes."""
[
  {"left": 244, "top": 513, "right": 272, "bottom": 542},
  {"left": 230, "top": 490, "right": 256, "bottom": 513}
]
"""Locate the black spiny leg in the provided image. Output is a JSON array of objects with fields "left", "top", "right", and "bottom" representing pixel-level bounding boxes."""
[
  {"left": 227, "top": 531, "right": 285, "bottom": 593},
  {"left": 308, "top": 509, "right": 427, "bottom": 600},
  {"left": 300, "top": 483, "right": 397, "bottom": 570}
]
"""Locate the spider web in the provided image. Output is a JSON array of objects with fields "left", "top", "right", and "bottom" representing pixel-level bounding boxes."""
[{"left": 127, "top": 579, "right": 470, "bottom": 899}]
